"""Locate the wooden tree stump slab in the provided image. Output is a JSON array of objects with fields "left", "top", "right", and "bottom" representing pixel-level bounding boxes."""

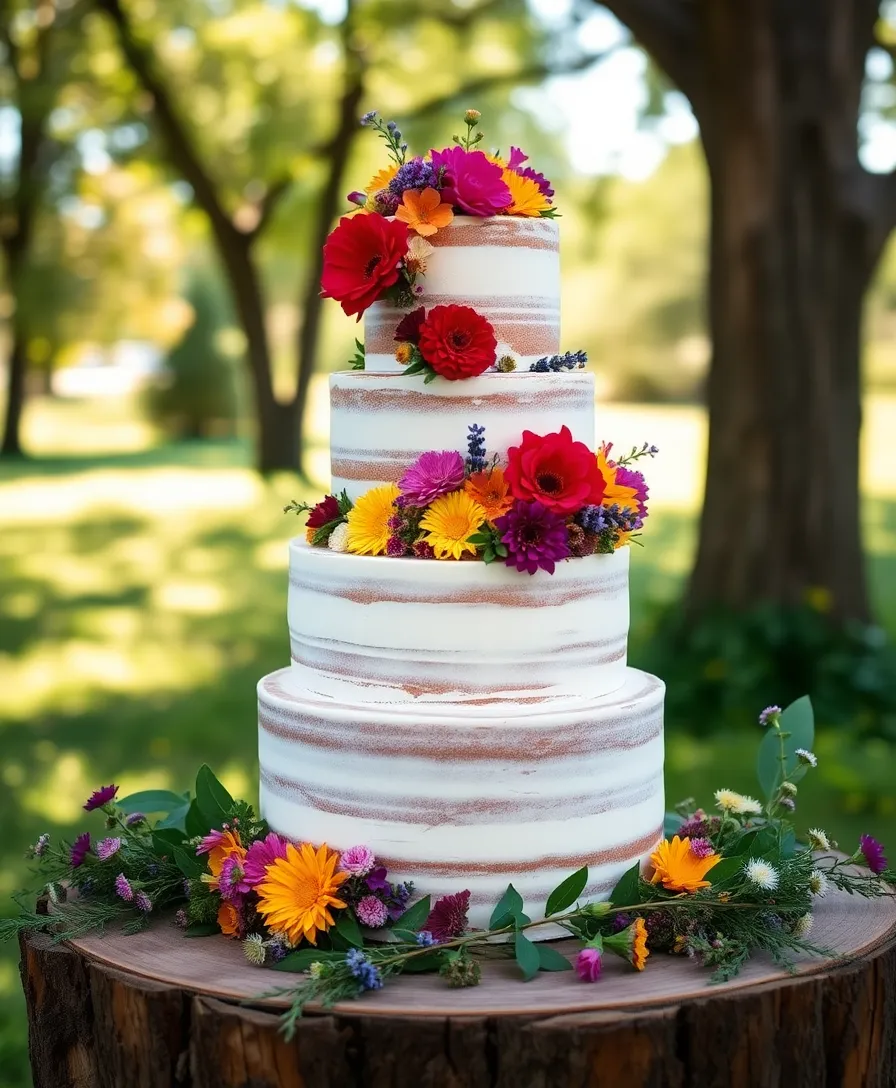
[{"left": 19, "top": 881, "right": 896, "bottom": 1088}]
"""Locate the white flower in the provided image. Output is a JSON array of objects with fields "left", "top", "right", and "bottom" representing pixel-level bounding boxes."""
[
  {"left": 808, "top": 870, "right": 828, "bottom": 897},
  {"left": 715, "top": 789, "right": 763, "bottom": 816},
  {"left": 744, "top": 858, "right": 779, "bottom": 890},
  {"left": 242, "top": 934, "right": 266, "bottom": 966},
  {"left": 405, "top": 235, "right": 434, "bottom": 274},
  {"left": 795, "top": 748, "right": 817, "bottom": 767},
  {"left": 308, "top": 961, "right": 325, "bottom": 980},
  {"left": 793, "top": 912, "right": 814, "bottom": 938},
  {"left": 328, "top": 522, "right": 350, "bottom": 552},
  {"left": 807, "top": 828, "right": 831, "bottom": 851}
]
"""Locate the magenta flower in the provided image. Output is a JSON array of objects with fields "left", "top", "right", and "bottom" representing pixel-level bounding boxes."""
[
  {"left": 614, "top": 464, "right": 649, "bottom": 517},
  {"left": 495, "top": 500, "right": 570, "bottom": 575},
  {"left": 134, "top": 890, "right": 153, "bottom": 913},
  {"left": 340, "top": 844, "right": 376, "bottom": 877},
  {"left": 95, "top": 837, "right": 122, "bottom": 861},
  {"left": 519, "top": 166, "right": 554, "bottom": 198},
  {"left": 689, "top": 837, "right": 715, "bottom": 860},
  {"left": 83, "top": 784, "right": 118, "bottom": 812},
  {"left": 365, "top": 866, "right": 391, "bottom": 893},
  {"left": 430, "top": 146, "right": 510, "bottom": 216},
  {"left": 355, "top": 895, "right": 389, "bottom": 928},
  {"left": 424, "top": 890, "right": 471, "bottom": 942},
  {"left": 114, "top": 873, "right": 133, "bottom": 901},
  {"left": 243, "top": 832, "right": 289, "bottom": 886},
  {"left": 859, "top": 834, "right": 888, "bottom": 874},
  {"left": 219, "top": 855, "right": 252, "bottom": 901},
  {"left": 507, "top": 146, "right": 528, "bottom": 170},
  {"left": 576, "top": 945, "right": 602, "bottom": 982},
  {"left": 70, "top": 832, "right": 91, "bottom": 868},
  {"left": 398, "top": 450, "right": 465, "bottom": 506},
  {"left": 196, "top": 828, "right": 229, "bottom": 856}
]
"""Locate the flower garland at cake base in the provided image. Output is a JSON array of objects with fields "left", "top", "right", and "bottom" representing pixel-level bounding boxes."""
[{"left": 3, "top": 699, "right": 893, "bottom": 1038}]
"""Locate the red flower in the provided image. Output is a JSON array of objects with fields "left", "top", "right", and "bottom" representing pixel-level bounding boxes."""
[
  {"left": 321, "top": 215, "right": 410, "bottom": 320},
  {"left": 306, "top": 495, "right": 341, "bottom": 530},
  {"left": 394, "top": 306, "right": 426, "bottom": 344},
  {"left": 505, "top": 426, "right": 605, "bottom": 515},
  {"left": 417, "top": 305, "right": 496, "bottom": 380},
  {"left": 424, "top": 890, "right": 471, "bottom": 942}
]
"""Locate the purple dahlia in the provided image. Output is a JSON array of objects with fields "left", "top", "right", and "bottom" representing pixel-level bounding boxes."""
[
  {"left": 398, "top": 450, "right": 465, "bottom": 506},
  {"left": 424, "top": 890, "right": 471, "bottom": 942},
  {"left": 494, "top": 500, "right": 570, "bottom": 575}
]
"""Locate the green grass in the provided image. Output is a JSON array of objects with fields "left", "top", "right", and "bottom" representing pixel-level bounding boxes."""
[{"left": 1, "top": 390, "right": 895, "bottom": 1086}]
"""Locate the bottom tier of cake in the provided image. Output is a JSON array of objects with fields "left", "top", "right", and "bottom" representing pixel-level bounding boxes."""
[{"left": 257, "top": 666, "right": 665, "bottom": 933}]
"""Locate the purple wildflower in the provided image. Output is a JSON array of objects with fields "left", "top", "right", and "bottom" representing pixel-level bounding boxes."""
[
  {"left": 689, "top": 837, "right": 716, "bottom": 860},
  {"left": 341, "top": 844, "right": 376, "bottom": 878},
  {"left": 356, "top": 895, "right": 389, "bottom": 928},
  {"left": 389, "top": 157, "right": 436, "bottom": 195},
  {"left": 219, "top": 855, "right": 251, "bottom": 900},
  {"left": 267, "top": 939, "right": 289, "bottom": 963},
  {"left": 365, "top": 866, "right": 391, "bottom": 893},
  {"left": 758, "top": 705, "right": 782, "bottom": 727},
  {"left": 70, "top": 832, "right": 91, "bottom": 868},
  {"left": 243, "top": 832, "right": 289, "bottom": 886},
  {"left": 519, "top": 166, "right": 555, "bottom": 198},
  {"left": 398, "top": 450, "right": 465, "bottom": 506},
  {"left": 610, "top": 912, "right": 633, "bottom": 933},
  {"left": 347, "top": 190, "right": 367, "bottom": 206},
  {"left": 373, "top": 188, "right": 400, "bottom": 215},
  {"left": 466, "top": 424, "right": 486, "bottom": 473},
  {"left": 495, "top": 500, "right": 570, "bottom": 575},
  {"left": 860, "top": 834, "right": 888, "bottom": 874},
  {"left": 174, "top": 909, "right": 188, "bottom": 928},
  {"left": 345, "top": 948, "right": 383, "bottom": 991},
  {"left": 95, "top": 837, "right": 122, "bottom": 861},
  {"left": 507, "top": 146, "right": 528, "bottom": 170},
  {"left": 134, "top": 890, "right": 153, "bottom": 913},
  {"left": 576, "top": 945, "right": 602, "bottom": 982},
  {"left": 30, "top": 833, "right": 50, "bottom": 858},
  {"left": 614, "top": 464, "right": 649, "bottom": 517},
  {"left": 83, "top": 784, "right": 118, "bottom": 811},
  {"left": 416, "top": 930, "right": 436, "bottom": 947},
  {"left": 424, "top": 890, "right": 470, "bottom": 942},
  {"left": 413, "top": 539, "right": 435, "bottom": 558},
  {"left": 125, "top": 812, "right": 145, "bottom": 827},
  {"left": 386, "top": 536, "right": 406, "bottom": 557},
  {"left": 114, "top": 873, "right": 133, "bottom": 901},
  {"left": 576, "top": 503, "right": 643, "bottom": 536}
]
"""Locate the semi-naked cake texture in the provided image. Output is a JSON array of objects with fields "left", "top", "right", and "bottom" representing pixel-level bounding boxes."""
[
  {"left": 258, "top": 201, "right": 665, "bottom": 932},
  {"left": 363, "top": 216, "right": 560, "bottom": 372}
]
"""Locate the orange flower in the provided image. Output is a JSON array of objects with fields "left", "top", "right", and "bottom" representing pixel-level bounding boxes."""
[
  {"left": 395, "top": 342, "right": 413, "bottom": 365},
  {"left": 464, "top": 466, "right": 514, "bottom": 521},
  {"left": 395, "top": 187, "right": 454, "bottom": 236},
  {"left": 631, "top": 917, "right": 649, "bottom": 970},
  {"left": 217, "top": 901, "right": 240, "bottom": 937},
  {"left": 501, "top": 169, "right": 551, "bottom": 216},
  {"left": 596, "top": 445, "right": 639, "bottom": 510},
  {"left": 256, "top": 841, "right": 348, "bottom": 946},
  {"left": 649, "top": 836, "right": 722, "bottom": 894}
]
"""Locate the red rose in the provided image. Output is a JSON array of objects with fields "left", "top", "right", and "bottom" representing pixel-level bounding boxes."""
[
  {"left": 505, "top": 426, "right": 605, "bottom": 515},
  {"left": 306, "top": 495, "right": 341, "bottom": 529},
  {"left": 321, "top": 214, "right": 410, "bottom": 320},
  {"left": 394, "top": 306, "right": 426, "bottom": 344},
  {"left": 417, "top": 305, "right": 497, "bottom": 380}
]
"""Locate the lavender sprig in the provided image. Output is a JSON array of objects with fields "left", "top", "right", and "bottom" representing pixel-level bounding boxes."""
[
  {"left": 529, "top": 351, "right": 588, "bottom": 373},
  {"left": 615, "top": 442, "right": 659, "bottom": 465},
  {"left": 466, "top": 424, "right": 487, "bottom": 474},
  {"left": 360, "top": 110, "right": 407, "bottom": 165}
]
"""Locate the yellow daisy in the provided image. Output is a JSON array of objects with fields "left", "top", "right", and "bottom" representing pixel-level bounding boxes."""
[
  {"left": 419, "top": 490, "right": 486, "bottom": 560},
  {"left": 364, "top": 163, "right": 399, "bottom": 205},
  {"left": 501, "top": 169, "right": 551, "bottom": 216},
  {"left": 346, "top": 483, "right": 400, "bottom": 556},
  {"left": 256, "top": 841, "right": 348, "bottom": 947}
]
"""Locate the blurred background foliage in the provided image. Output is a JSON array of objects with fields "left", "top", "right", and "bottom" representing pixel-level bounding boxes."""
[{"left": 3, "top": 0, "right": 896, "bottom": 1082}]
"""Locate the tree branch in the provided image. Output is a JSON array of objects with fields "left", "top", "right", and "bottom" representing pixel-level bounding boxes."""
[{"left": 597, "top": 0, "right": 705, "bottom": 117}]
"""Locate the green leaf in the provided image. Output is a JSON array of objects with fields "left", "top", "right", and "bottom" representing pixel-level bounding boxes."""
[
  {"left": 151, "top": 829, "right": 186, "bottom": 856},
  {"left": 194, "top": 766, "right": 234, "bottom": 827},
  {"left": 757, "top": 696, "right": 814, "bottom": 798},
  {"left": 401, "top": 952, "right": 444, "bottom": 974},
  {"left": 423, "top": 369, "right": 438, "bottom": 384},
  {"left": 118, "top": 789, "right": 187, "bottom": 815},
  {"left": 402, "top": 359, "right": 426, "bottom": 376},
  {"left": 708, "top": 856, "right": 747, "bottom": 886},
  {"left": 334, "top": 910, "right": 364, "bottom": 948},
  {"left": 536, "top": 944, "right": 574, "bottom": 972},
  {"left": 337, "top": 490, "right": 354, "bottom": 515},
  {"left": 173, "top": 845, "right": 206, "bottom": 879},
  {"left": 663, "top": 811, "right": 683, "bottom": 837},
  {"left": 514, "top": 931, "right": 541, "bottom": 981},
  {"left": 273, "top": 949, "right": 345, "bottom": 973},
  {"left": 608, "top": 861, "right": 642, "bottom": 907},
  {"left": 311, "top": 517, "right": 345, "bottom": 546},
  {"left": 396, "top": 895, "right": 431, "bottom": 934},
  {"left": 185, "top": 799, "right": 210, "bottom": 838},
  {"left": 545, "top": 866, "right": 588, "bottom": 916},
  {"left": 184, "top": 923, "right": 219, "bottom": 938},
  {"left": 490, "top": 884, "right": 524, "bottom": 929},
  {"left": 156, "top": 800, "right": 191, "bottom": 832}
]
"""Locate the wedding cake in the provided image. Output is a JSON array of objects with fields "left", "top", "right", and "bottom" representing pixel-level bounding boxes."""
[{"left": 257, "top": 112, "right": 665, "bottom": 930}]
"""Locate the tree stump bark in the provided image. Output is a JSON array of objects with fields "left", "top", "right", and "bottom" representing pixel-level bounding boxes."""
[{"left": 19, "top": 906, "right": 896, "bottom": 1088}]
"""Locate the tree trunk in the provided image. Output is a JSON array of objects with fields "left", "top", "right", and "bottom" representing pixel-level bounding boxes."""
[
  {"left": 1, "top": 324, "right": 28, "bottom": 457},
  {"left": 684, "top": 0, "right": 878, "bottom": 623}
]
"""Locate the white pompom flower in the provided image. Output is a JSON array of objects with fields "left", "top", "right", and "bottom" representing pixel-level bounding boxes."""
[
  {"left": 744, "top": 858, "right": 779, "bottom": 890},
  {"left": 714, "top": 789, "right": 763, "bottom": 816},
  {"left": 808, "top": 869, "right": 829, "bottom": 897},
  {"left": 807, "top": 828, "right": 831, "bottom": 851},
  {"left": 328, "top": 522, "right": 350, "bottom": 552}
]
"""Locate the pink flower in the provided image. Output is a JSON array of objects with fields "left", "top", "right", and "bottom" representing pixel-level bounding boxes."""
[
  {"left": 576, "top": 945, "right": 603, "bottom": 982},
  {"left": 96, "top": 837, "right": 122, "bottom": 861},
  {"left": 859, "top": 834, "right": 888, "bottom": 874},
  {"left": 243, "top": 832, "right": 289, "bottom": 886},
  {"left": 219, "top": 855, "right": 251, "bottom": 900},
  {"left": 70, "top": 832, "right": 91, "bottom": 868},
  {"left": 83, "top": 784, "right": 118, "bottom": 811},
  {"left": 689, "top": 838, "right": 716, "bottom": 860},
  {"left": 507, "top": 146, "right": 528, "bottom": 170},
  {"left": 430, "top": 146, "right": 510, "bottom": 217},
  {"left": 114, "top": 873, "right": 133, "bottom": 901},
  {"left": 196, "top": 828, "right": 230, "bottom": 855},
  {"left": 341, "top": 844, "right": 376, "bottom": 877},
  {"left": 424, "top": 890, "right": 470, "bottom": 942},
  {"left": 355, "top": 895, "right": 389, "bottom": 928},
  {"left": 614, "top": 464, "right": 649, "bottom": 517},
  {"left": 134, "top": 891, "right": 152, "bottom": 913},
  {"left": 398, "top": 450, "right": 465, "bottom": 506}
]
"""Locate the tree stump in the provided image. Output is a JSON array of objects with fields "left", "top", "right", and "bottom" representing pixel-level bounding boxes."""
[{"left": 19, "top": 883, "right": 896, "bottom": 1088}]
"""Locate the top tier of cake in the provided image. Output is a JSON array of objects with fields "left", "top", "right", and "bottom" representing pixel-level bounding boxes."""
[{"left": 362, "top": 216, "right": 560, "bottom": 372}]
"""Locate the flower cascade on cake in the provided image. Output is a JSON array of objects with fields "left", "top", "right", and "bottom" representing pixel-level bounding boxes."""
[
  {"left": 6, "top": 699, "right": 894, "bottom": 1037},
  {"left": 286, "top": 431, "right": 656, "bottom": 575}
]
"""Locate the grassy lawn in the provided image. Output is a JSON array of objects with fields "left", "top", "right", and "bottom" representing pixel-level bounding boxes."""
[{"left": 1, "top": 389, "right": 895, "bottom": 1085}]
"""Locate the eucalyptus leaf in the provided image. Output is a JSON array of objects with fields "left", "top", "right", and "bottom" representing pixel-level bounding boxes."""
[
  {"left": 514, "top": 931, "right": 540, "bottom": 981},
  {"left": 608, "top": 861, "right": 642, "bottom": 907},
  {"left": 489, "top": 884, "right": 524, "bottom": 929},
  {"left": 544, "top": 866, "right": 588, "bottom": 917}
]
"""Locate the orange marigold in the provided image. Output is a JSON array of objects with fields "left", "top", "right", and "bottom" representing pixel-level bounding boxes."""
[
  {"left": 395, "top": 187, "right": 454, "bottom": 237},
  {"left": 217, "top": 901, "right": 240, "bottom": 937},
  {"left": 464, "top": 466, "right": 514, "bottom": 521},
  {"left": 596, "top": 445, "right": 639, "bottom": 510},
  {"left": 649, "top": 835, "right": 721, "bottom": 894}
]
